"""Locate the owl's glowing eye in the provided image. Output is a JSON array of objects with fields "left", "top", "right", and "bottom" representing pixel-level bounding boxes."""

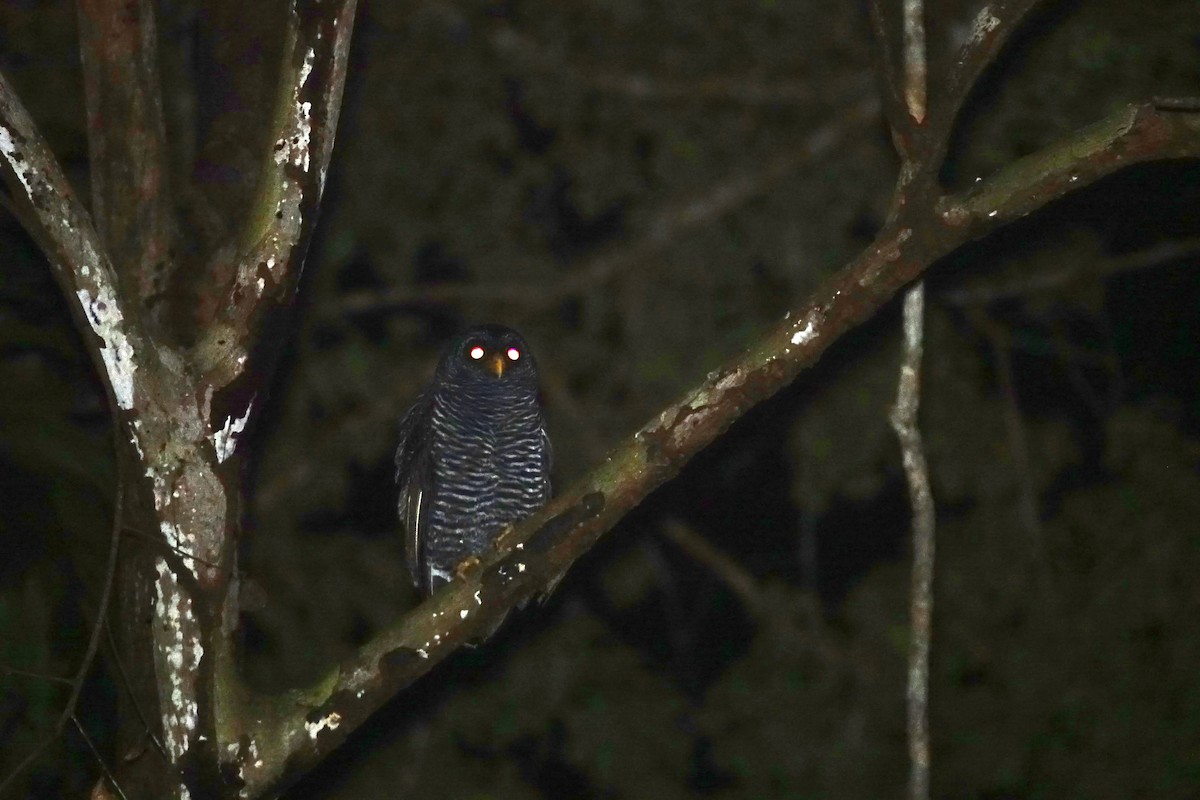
[
  {"left": 469, "top": 346, "right": 485, "bottom": 360},
  {"left": 506, "top": 347, "right": 521, "bottom": 361}
]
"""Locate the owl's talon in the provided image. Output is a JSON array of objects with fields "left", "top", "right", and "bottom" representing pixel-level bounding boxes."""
[
  {"left": 492, "top": 522, "right": 519, "bottom": 551},
  {"left": 454, "top": 555, "right": 482, "bottom": 581}
]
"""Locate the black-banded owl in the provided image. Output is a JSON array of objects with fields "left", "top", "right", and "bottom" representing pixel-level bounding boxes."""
[{"left": 395, "top": 324, "right": 552, "bottom": 594}]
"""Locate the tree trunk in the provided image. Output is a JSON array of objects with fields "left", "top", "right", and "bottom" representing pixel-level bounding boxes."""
[{"left": 0, "top": 1, "right": 1197, "bottom": 797}]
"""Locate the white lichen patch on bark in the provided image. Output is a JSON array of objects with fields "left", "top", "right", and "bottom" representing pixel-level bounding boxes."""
[
  {"left": 970, "top": 6, "right": 1000, "bottom": 43},
  {"left": 790, "top": 319, "right": 816, "bottom": 346},
  {"left": 789, "top": 309, "right": 824, "bottom": 347},
  {"left": 274, "top": 49, "right": 315, "bottom": 174},
  {"left": 131, "top": 420, "right": 146, "bottom": 460},
  {"left": 148, "top": 464, "right": 198, "bottom": 576},
  {"left": 153, "top": 558, "right": 204, "bottom": 763},
  {"left": 305, "top": 711, "right": 342, "bottom": 741},
  {"left": 344, "top": 664, "right": 374, "bottom": 693},
  {"left": 0, "top": 125, "right": 35, "bottom": 196},
  {"left": 228, "top": 736, "right": 263, "bottom": 798},
  {"left": 148, "top": 444, "right": 227, "bottom": 581},
  {"left": 162, "top": 520, "right": 197, "bottom": 574},
  {"left": 76, "top": 284, "right": 138, "bottom": 409},
  {"left": 299, "top": 47, "right": 315, "bottom": 88},
  {"left": 213, "top": 399, "right": 255, "bottom": 463},
  {"left": 248, "top": 737, "right": 262, "bottom": 767}
]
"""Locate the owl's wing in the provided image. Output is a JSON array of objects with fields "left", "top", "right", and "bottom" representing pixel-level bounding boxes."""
[
  {"left": 395, "top": 392, "right": 436, "bottom": 593},
  {"left": 539, "top": 424, "right": 554, "bottom": 502}
]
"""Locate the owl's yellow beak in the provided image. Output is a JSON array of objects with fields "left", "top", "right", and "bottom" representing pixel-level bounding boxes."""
[{"left": 487, "top": 351, "right": 506, "bottom": 378}]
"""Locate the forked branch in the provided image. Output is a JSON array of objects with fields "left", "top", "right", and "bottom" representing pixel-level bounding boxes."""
[{"left": 229, "top": 100, "right": 1200, "bottom": 798}]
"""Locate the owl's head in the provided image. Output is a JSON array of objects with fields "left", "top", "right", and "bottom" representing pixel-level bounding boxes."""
[{"left": 440, "top": 324, "right": 539, "bottom": 385}]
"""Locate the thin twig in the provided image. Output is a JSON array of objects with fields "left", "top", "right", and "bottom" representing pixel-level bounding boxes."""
[
  {"left": 0, "top": 458, "right": 124, "bottom": 795},
  {"left": 970, "top": 311, "right": 1064, "bottom": 618},
  {"left": 71, "top": 715, "right": 130, "bottom": 800},
  {"left": 490, "top": 22, "right": 869, "bottom": 107},
  {"left": 889, "top": 284, "right": 935, "bottom": 800},
  {"left": 660, "top": 519, "right": 764, "bottom": 618},
  {"left": 119, "top": 524, "right": 228, "bottom": 574},
  {"left": 0, "top": 664, "right": 75, "bottom": 686},
  {"left": 895, "top": 2, "right": 933, "bottom": 794},
  {"left": 1154, "top": 96, "right": 1200, "bottom": 112},
  {"left": 942, "top": 237, "right": 1200, "bottom": 305},
  {"left": 103, "top": 620, "right": 170, "bottom": 763},
  {"left": 330, "top": 96, "right": 880, "bottom": 316}
]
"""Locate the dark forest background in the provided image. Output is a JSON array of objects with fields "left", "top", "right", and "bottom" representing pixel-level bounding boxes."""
[{"left": 2, "top": 0, "right": 1200, "bottom": 797}]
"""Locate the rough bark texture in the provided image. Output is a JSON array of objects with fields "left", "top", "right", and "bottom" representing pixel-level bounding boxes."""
[
  {"left": 0, "top": 0, "right": 1196, "bottom": 798},
  {"left": 1, "top": 1, "right": 355, "bottom": 797}
]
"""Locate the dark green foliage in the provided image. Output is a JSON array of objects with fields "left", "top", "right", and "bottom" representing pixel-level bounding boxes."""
[{"left": 2, "top": 0, "right": 1200, "bottom": 797}]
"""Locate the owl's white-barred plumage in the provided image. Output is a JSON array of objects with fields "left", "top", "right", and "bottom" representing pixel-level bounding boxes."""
[{"left": 395, "top": 325, "right": 551, "bottom": 594}]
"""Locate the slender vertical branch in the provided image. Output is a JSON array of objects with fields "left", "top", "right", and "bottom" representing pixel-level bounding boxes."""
[
  {"left": 894, "top": 1, "right": 933, "bottom": 796},
  {"left": 76, "top": 0, "right": 174, "bottom": 323},
  {"left": 902, "top": 0, "right": 927, "bottom": 124},
  {"left": 891, "top": 286, "right": 935, "bottom": 800}
]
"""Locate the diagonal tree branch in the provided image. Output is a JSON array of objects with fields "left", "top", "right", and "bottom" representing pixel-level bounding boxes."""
[
  {"left": 76, "top": 0, "right": 174, "bottom": 325},
  {"left": 222, "top": 100, "right": 1200, "bottom": 799},
  {"left": 193, "top": 0, "right": 357, "bottom": 390},
  {"left": 926, "top": 0, "right": 1047, "bottom": 165},
  {"left": 868, "top": 0, "right": 912, "bottom": 157},
  {"left": 937, "top": 103, "right": 1200, "bottom": 224},
  {"left": 0, "top": 69, "right": 149, "bottom": 417}
]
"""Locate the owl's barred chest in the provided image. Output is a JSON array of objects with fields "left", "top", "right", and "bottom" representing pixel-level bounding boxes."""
[{"left": 429, "top": 388, "right": 546, "bottom": 514}]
